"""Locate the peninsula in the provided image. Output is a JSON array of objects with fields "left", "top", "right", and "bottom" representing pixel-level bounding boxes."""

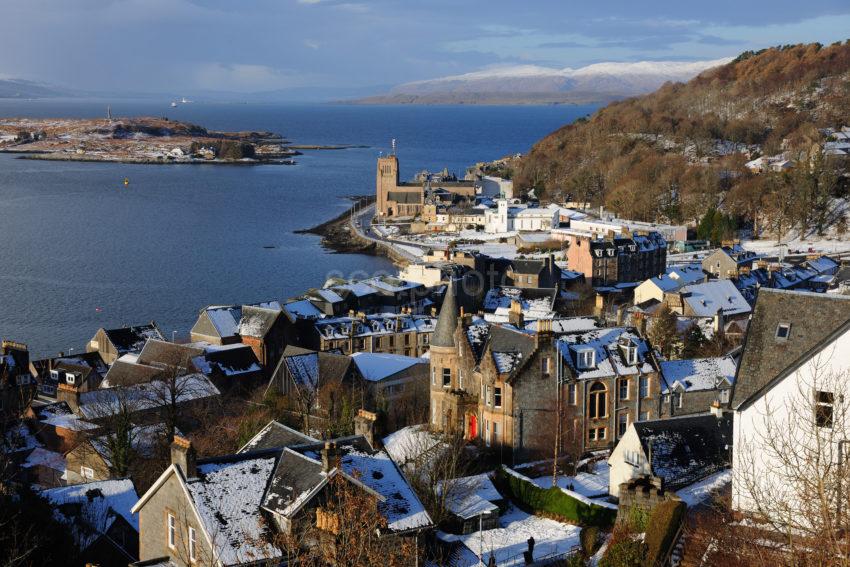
[{"left": 0, "top": 116, "right": 300, "bottom": 165}]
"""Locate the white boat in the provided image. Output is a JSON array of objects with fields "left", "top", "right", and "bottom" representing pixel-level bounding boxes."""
[
  {"left": 170, "top": 101, "right": 178, "bottom": 107},
  {"left": 180, "top": 97, "right": 192, "bottom": 104}
]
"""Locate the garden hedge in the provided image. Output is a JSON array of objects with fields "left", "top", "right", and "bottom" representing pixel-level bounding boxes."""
[
  {"left": 643, "top": 499, "right": 687, "bottom": 567},
  {"left": 495, "top": 467, "right": 616, "bottom": 528}
]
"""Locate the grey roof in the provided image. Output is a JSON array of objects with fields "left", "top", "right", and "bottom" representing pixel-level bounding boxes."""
[
  {"left": 432, "top": 283, "right": 459, "bottom": 348},
  {"left": 239, "top": 421, "right": 318, "bottom": 453},
  {"left": 137, "top": 339, "right": 204, "bottom": 367},
  {"left": 386, "top": 191, "right": 422, "bottom": 204},
  {"left": 261, "top": 448, "right": 325, "bottom": 516},
  {"left": 509, "top": 259, "right": 546, "bottom": 276},
  {"left": 731, "top": 289, "right": 850, "bottom": 409},
  {"left": 237, "top": 305, "right": 281, "bottom": 338},
  {"left": 634, "top": 413, "right": 732, "bottom": 489},
  {"left": 103, "top": 323, "right": 164, "bottom": 354}
]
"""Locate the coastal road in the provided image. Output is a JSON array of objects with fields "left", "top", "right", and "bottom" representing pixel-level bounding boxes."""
[{"left": 348, "top": 203, "right": 425, "bottom": 264}]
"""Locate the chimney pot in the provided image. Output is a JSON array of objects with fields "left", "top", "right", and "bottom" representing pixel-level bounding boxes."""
[{"left": 171, "top": 436, "right": 197, "bottom": 478}]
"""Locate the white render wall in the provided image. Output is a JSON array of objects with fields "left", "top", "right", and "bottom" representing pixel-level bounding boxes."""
[
  {"left": 608, "top": 425, "right": 652, "bottom": 497},
  {"left": 732, "top": 327, "right": 850, "bottom": 520}
]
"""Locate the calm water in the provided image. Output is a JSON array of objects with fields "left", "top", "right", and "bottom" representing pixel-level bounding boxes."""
[{"left": 0, "top": 100, "right": 595, "bottom": 356}]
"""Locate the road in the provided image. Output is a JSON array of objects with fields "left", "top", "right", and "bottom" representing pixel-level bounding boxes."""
[{"left": 348, "top": 203, "right": 425, "bottom": 264}]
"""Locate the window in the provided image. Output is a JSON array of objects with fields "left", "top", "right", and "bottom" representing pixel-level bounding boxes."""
[
  {"left": 720, "top": 389, "right": 730, "bottom": 404},
  {"left": 484, "top": 418, "right": 490, "bottom": 446},
  {"left": 167, "top": 513, "right": 176, "bottom": 549},
  {"left": 619, "top": 379, "right": 629, "bottom": 400},
  {"left": 624, "top": 345, "right": 638, "bottom": 365},
  {"left": 494, "top": 387, "right": 502, "bottom": 408},
  {"left": 431, "top": 367, "right": 436, "bottom": 385},
  {"left": 598, "top": 427, "right": 606, "bottom": 440},
  {"left": 493, "top": 422, "right": 500, "bottom": 445},
  {"left": 80, "top": 466, "right": 94, "bottom": 480},
  {"left": 442, "top": 368, "right": 451, "bottom": 388},
  {"left": 816, "top": 391, "right": 834, "bottom": 428},
  {"left": 189, "top": 527, "right": 197, "bottom": 562},
  {"left": 577, "top": 349, "right": 595, "bottom": 370},
  {"left": 589, "top": 427, "right": 606, "bottom": 441},
  {"left": 639, "top": 376, "right": 649, "bottom": 399},
  {"left": 776, "top": 323, "right": 791, "bottom": 341},
  {"left": 481, "top": 383, "right": 485, "bottom": 400},
  {"left": 459, "top": 369, "right": 464, "bottom": 390},
  {"left": 527, "top": 276, "right": 532, "bottom": 284},
  {"left": 588, "top": 428, "right": 596, "bottom": 441},
  {"left": 588, "top": 382, "right": 607, "bottom": 419},
  {"left": 431, "top": 405, "right": 437, "bottom": 425},
  {"left": 485, "top": 385, "right": 491, "bottom": 406},
  {"left": 568, "top": 383, "right": 577, "bottom": 405},
  {"left": 639, "top": 411, "right": 649, "bottom": 422},
  {"left": 674, "top": 392, "right": 683, "bottom": 408},
  {"left": 542, "top": 357, "right": 551, "bottom": 375},
  {"left": 618, "top": 413, "right": 628, "bottom": 437}
]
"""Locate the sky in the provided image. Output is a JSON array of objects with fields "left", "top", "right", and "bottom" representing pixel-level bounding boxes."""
[{"left": 2, "top": 0, "right": 850, "bottom": 96}]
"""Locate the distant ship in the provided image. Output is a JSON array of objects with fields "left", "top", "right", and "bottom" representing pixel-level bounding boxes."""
[
  {"left": 180, "top": 97, "right": 193, "bottom": 104},
  {"left": 170, "top": 101, "right": 178, "bottom": 107}
]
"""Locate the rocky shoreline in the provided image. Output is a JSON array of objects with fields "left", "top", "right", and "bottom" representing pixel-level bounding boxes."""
[{"left": 296, "top": 195, "right": 381, "bottom": 256}]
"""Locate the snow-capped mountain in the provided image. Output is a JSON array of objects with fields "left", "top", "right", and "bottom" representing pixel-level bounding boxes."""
[{"left": 351, "top": 58, "right": 732, "bottom": 104}]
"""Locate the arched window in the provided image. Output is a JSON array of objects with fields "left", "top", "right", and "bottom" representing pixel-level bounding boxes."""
[{"left": 588, "top": 382, "right": 607, "bottom": 419}]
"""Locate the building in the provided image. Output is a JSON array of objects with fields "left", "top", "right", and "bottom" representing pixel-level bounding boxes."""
[
  {"left": 659, "top": 355, "right": 737, "bottom": 417},
  {"left": 350, "top": 352, "right": 429, "bottom": 404},
  {"left": 607, "top": 409, "right": 732, "bottom": 498},
  {"left": 237, "top": 420, "right": 318, "bottom": 453},
  {"left": 482, "top": 286, "right": 557, "bottom": 323},
  {"left": 30, "top": 351, "right": 108, "bottom": 398},
  {"left": 189, "top": 303, "right": 286, "bottom": 371},
  {"left": 701, "top": 245, "right": 761, "bottom": 279},
  {"left": 730, "top": 290, "right": 850, "bottom": 523},
  {"left": 665, "top": 279, "right": 752, "bottom": 322},
  {"left": 565, "top": 231, "right": 667, "bottom": 287},
  {"left": 557, "top": 327, "right": 662, "bottom": 453},
  {"left": 376, "top": 153, "right": 476, "bottom": 218},
  {"left": 569, "top": 217, "right": 688, "bottom": 243},
  {"left": 483, "top": 198, "right": 558, "bottom": 234},
  {"left": 505, "top": 256, "right": 562, "bottom": 289},
  {"left": 311, "top": 312, "right": 436, "bottom": 357},
  {"left": 87, "top": 323, "right": 165, "bottom": 365},
  {"left": 132, "top": 435, "right": 431, "bottom": 565},
  {"left": 632, "top": 264, "right": 706, "bottom": 305},
  {"left": 41, "top": 479, "right": 140, "bottom": 567},
  {"left": 399, "top": 261, "right": 471, "bottom": 288},
  {"left": 0, "top": 340, "right": 36, "bottom": 420}
]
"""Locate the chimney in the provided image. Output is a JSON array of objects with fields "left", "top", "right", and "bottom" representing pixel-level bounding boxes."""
[
  {"left": 508, "top": 299, "right": 524, "bottom": 328},
  {"left": 171, "top": 436, "right": 197, "bottom": 478},
  {"left": 354, "top": 409, "right": 381, "bottom": 449},
  {"left": 710, "top": 400, "right": 724, "bottom": 418},
  {"left": 594, "top": 293, "right": 605, "bottom": 317},
  {"left": 321, "top": 441, "right": 338, "bottom": 473},
  {"left": 616, "top": 305, "right": 625, "bottom": 326},
  {"left": 57, "top": 383, "right": 80, "bottom": 413}
]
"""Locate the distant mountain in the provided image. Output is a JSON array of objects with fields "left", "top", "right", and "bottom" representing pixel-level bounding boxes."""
[
  {"left": 0, "top": 78, "right": 68, "bottom": 99},
  {"left": 348, "top": 59, "right": 732, "bottom": 105}
]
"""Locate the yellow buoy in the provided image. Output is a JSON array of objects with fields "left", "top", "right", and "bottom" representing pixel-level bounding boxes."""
[{"left": 123, "top": 177, "right": 129, "bottom": 187}]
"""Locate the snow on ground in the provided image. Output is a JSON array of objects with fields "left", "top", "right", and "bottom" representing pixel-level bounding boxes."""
[
  {"left": 675, "top": 468, "right": 732, "bottom": 506},
  {"left": 530, "top": 461, "right": 610, "bottom": 499},
  {"left": 440, "top": 505, "right": 581, "bottom": 566},
  {"left": 394, "top": 244, "right": 425, "bottom": 259},
  {"left": 741, "top": 236, "right": 850, "bottom": 257}
]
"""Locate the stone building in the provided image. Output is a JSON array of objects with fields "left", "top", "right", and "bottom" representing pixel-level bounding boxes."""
[
  {"left": 376, "top": 153, "right": 476, "bottom": 219},
  {"left": 311, "top": 312, "right": 436, "bottom": 357},
  {"left": 0, "top": 340, "right": 36, "bottom": 421},
  {"left": 701, "top": 244, "right": 760, "bottom": 279},
  {"left": 565, "top": 231, "right": 667, "bottom": 287},
  {"left": 86, "top": 322, "right": 164, "bottom": 365}
]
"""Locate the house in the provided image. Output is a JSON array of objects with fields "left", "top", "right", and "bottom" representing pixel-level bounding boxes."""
[
  {"left": 482, "top": 286, "right": 557, "bottom": 323},
  {"left": 189, "top": 302, "right": 283, "bottom": 362},
  {"left": 483, "top": 198, "right": 558, "bottom": 233},
  {"left": 28, "top": 400, "right": 98, "bottom": 454},
  {"left": 557, "top": 326, "right": 662, "bottom": 452},
  {"left": 102, "top": 340, "right": 205, "bottom": 388},
  {"left": 569, "top": 217, "right": 688, "bottom": 243},
  {"left": 565, "top": 231, "right": 667, "bottom": 287},
  {"left": 41, "top": 478, "right": 140, "bottom": 566},
  {"left": 189, "top": 305, "right": 245, "bottom": 345},
  {"left": 0, "top": 340, "right": 37, "bottom": 420},
  {"left": 238, "top": 420, "right": 318, "bottom": 453},
  {"left": 30, "top": 351, "right": 108, "bottom": 398},
  {"left": 64, "top": 422, "right": 174, "bottom": 485},
  {"left": 608, "top": 409, "right": 732, "bottom": 498},
  {"left": 190, "top": 343, "right": 264, "bottom": 391},
  {"left": 267, "top": 345, "right": 356, "bottom": 400},
  {"left": 659, "top": 355, "right": 737, "bottom": 417},
  {"left": 399, "top": 262, "right": 471, "bottom": 288},
  {"left": 87, "top": 323, "right": 164, "bottom": 365},
  {"left": 730, "top": 289, "right": 850, "bottom": 522},
  {"left": 132, "top": 435, "right": 431, "bottom": 565},
  {"left": 664, "top": 279, "right": 752, "bottom": 333},
  {"left": 311, "top": 312, "right": 436, "bottom": 357},
  {"left": 744, "top": 154, "right": 793, "bottom": 173},
  {"left": 351, "top": 352, "right": 429, "bottom": 429},
  {"left": 701, "top": 245, "right": 761, "bottom": 279},
  {"left": 632, "top": 264, "right": 706, "bottom": 305},
  {"left": 505, "top": 256, "right": 562, "bottom": 289}
]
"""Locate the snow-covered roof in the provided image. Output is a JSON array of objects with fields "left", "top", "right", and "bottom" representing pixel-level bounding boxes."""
[
  {"left": 33, "top": 402, "right": 98, "bottom": 431},
  {"left": 483, "top": 287, "right": 555, "bottom": 320},
  {"left": 314, "top": 313, "right": 436, "bottom": 340},
  {"left": 382, "top": 425, "right": 445, "bottom": 471},
  {"left": 643, "top": 264, "right": 705, "bottom": 293},
  {"left": 437, "top": 474, "right": 502, "bottom": 519},
  {"left": 187, "top": 455, "right": 281, "bottom": 566},
  {"left": 524, "top": 317, "right": 600, "bottom": 334},
  {"left": 558, "top": 327, "right": 654, "bottom": 380},
  {"left": 351, "top": 352, "right": 425, "bottom": 382},
  {"left": 681, "top": 280, "right": 751, "bottom": 317},
  {"left": 42, "top": 479, "right": 139, "bottom": 551},
  {"left": 89, "top": 423, "right": 177, "bottom": 468},
  {"left": 23, "top": 447, "right": 66, "bottom": 472},
  {"left": 77, "top": 373, "right": 220, "bottom": 420},
  {"left": 806, "top": 255, "right": 839, "bottom": 274},
  {"left": 493, "top": 351, "right": 523, "bottom": 374},
  {"left": 205, "top": 306, "right": 242, "bottom": 338},
  {"left": 660, "top": 355, "right": 737, "bottom": 393},
  {"left": 333, "top": 281, "right": 379, "bottom": 297},
  {"left": 283, "top": 299, "right": 323, "bottom": 320},
  {"left": 283, "top": 352, "right": 319, "bottom": 389}
]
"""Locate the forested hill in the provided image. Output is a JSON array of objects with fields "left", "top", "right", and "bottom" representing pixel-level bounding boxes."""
[{"left": 513, "top": 42, "right": 850, "bottom": 239}]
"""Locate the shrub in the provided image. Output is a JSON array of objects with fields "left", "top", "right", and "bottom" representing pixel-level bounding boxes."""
[
  {"left": 599, "top": 538, "right": 646, "bottom": 567},
  {"left": 494, "top": 467, "right": 616, "bottom": 528},
  {"left": 580, "top": 526, "right": 600, "bottom": 556},
  {"left": 626, "top": 504, "right": 650, "bottom": 532},
  {"left": 643, "top": 500, "right": 687, "bottom": 567}
]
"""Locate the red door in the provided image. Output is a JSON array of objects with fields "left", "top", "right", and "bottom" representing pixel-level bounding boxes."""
[{"left": 468, "top": 414, "right": 477, "bottom": 440}]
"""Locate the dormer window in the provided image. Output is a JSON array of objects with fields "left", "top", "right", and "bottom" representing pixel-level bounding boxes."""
[
  {"left": 622, "top": 344, "right": 638, "bottom": 365},
  {"left": 577, "top": 349, "right": 595, "bottom": 370},
  {"left": 775, "top": 323, "right": 791, "bottom": 341}
]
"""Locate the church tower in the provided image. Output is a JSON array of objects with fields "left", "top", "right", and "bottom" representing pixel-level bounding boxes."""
[{"left": 376, "top": 152, "right": 399, "bottom": 217}]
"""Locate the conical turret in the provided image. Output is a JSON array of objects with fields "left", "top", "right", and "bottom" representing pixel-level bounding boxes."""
[{"left": 432, "top": 281, "right": 459, "bottom": 348}]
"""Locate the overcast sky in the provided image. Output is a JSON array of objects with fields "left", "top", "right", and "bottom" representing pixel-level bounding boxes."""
[{"left": 3, "top": 0, "right": 850, "bottom": 94}]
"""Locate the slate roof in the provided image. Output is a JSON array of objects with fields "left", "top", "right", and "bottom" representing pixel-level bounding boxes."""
[
  {"left": 660, "top": 356, "right": 737, "bottom": 393},
  {"left": 557, "top": 327, "right": 655, "bottom": 380},
  {"left": 202, "top": 306, "right": 243, "bottom": 338},
  {"left": 680, "top": 280, "right": 751, "bottom": 317},
  {"left": 350, "top": 352, "right": 426, "bottom": 382},
  {"left": 634, "top": 413, "right": 732, "bottom": 489},
  {"left": 103, "top": 323, "right": 164, "bottom": 355},
  {"left": 238, "top": 305, "right": 281, "bottom": 339},
  {"left": 137, "top": 339, "right": 204, "bottom": 367},
  {"left": 483, "top": 286, "right": 557, "bottom": 320},
  {"left": 643, "top": 264, "right": 705, "bottom": 293},
  {"left": 432, "top": 283, "right": 459, "bottom": 348},
  {"left": 487, "top": 325, "right": 536, "bottom": 378},
  {"left": 238, "top": 420, "right": 318, "bottom": 453},
  {"left": 193, "top": 344, "right": 261, "bottom": 378},
  {"left": 731, "top": 289, "right": 850, "bottom": 410},
  {"left": 387, "top": 191, "right": 422, "bottom": 204}
]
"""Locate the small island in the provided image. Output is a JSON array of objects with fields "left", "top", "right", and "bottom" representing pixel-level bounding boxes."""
[{"left": 0, "top": 116, "right": 301, "bottom": 165}]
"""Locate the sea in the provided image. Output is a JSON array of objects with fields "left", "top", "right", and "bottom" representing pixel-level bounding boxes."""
[{"left": 0, "top": 100, "right": 596, "bottom": 356}]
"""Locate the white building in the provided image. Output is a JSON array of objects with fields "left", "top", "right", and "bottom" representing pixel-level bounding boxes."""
[
  {"left": 633, "top": 264, "right": 707, "bottom": 305},
  {"left": 570, "top": 217, "right": 688, "bottom": 243},
  {"left": 483, "top": 198, "right": 557, "bottom": 234},
  {"left": 731, "top": 290, "right": 850, "bottom": 524},
  {"left": 479, "top": 176, "right": 514, "bottom": 198}
]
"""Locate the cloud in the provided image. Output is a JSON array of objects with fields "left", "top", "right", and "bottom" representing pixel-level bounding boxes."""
[
  {"left": 304, "top": 39, "right": 320, "bottom": 49},
  {"left": 193, "top": 63, "right": 317, "bottom": 92}
]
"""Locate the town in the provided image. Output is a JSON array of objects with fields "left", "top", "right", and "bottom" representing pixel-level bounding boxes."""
[{"left": 4, "top": 138, "right": 850, "bottom": 567}]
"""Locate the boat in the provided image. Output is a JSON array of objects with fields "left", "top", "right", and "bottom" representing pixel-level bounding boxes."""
[
  {"left": 180, "top": 97, "right": 192, "bottom": 104},
  {"left": 170, "top": 101, "right": 178, "bottom": 107}
]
